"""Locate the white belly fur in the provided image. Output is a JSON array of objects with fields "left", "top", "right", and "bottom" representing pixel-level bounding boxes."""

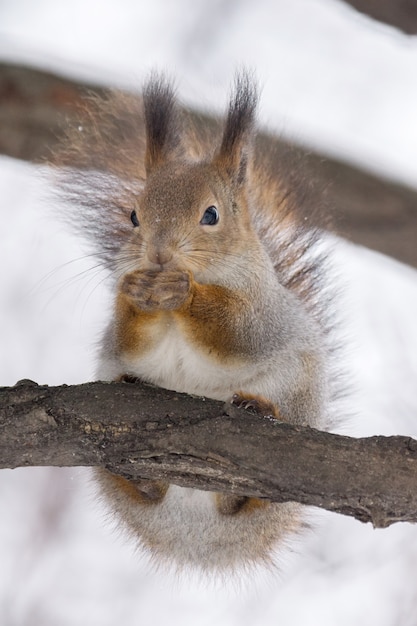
[
  {"left": 118, "top": 325, "right": 256, "bottom": 402},
  {"left": 97, "top": 324, "right": 302, "bottom": 570}
]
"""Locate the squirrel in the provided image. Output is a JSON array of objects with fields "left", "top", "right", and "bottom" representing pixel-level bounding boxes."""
[{"left": 56, "top": 71, "right": 334, "bottom": 573}]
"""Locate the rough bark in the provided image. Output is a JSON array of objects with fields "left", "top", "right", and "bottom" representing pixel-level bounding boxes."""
[
  {"left": 1, "top": 62, "right": 417, "bottom": 268},
  {"left": 2, "top": 379, "right": 417, "bottom": 529}
]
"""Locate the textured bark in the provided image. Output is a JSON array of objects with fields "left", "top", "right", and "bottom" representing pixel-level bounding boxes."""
[
  {"left": 1, "top": 62, "right": 417, "bottom": 268},
  {"left": 2, "top": 379, "right": 417, "bottom": 529}
]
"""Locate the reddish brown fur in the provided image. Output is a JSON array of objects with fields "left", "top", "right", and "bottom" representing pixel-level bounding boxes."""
[
  {"left": 54, "top": 73, "right": 338, "bottom": 568},
  {"left": 115, "top": 292, "right": 166, "bottom": 357},
  {"left": 231, "top": 392, "right": 283, "bottom": 419},
  {"left": 116, "top": 273, "right": 253, "bottom": 365},
  {"left": 100, "top": 471, "right": 168, "bottom": 505},
  {"left": 215, "top": 494, "right": 269, "bottom": 516}
]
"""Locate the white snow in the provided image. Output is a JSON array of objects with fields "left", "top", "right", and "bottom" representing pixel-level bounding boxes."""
[{"left": 1, "top": 1, "right": 417, "bottom": 624}]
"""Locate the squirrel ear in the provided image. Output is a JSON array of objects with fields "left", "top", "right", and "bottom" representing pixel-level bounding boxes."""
[
  {"left": 143, "top": 73, "right": 180, "bottom": 175},
  {"left": 214, "top": 71, "right": 258, "bottom": 186}
]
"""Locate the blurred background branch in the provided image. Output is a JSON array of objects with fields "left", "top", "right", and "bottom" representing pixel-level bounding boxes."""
[
  {"left": 1, "top": 0, "right": 417, "bottom": 621},
  {"left": 1, "top": 61, "right": 416, "bottom": 268},
  {"left": 344, "top": 0, "right": 417, "bottom": 34}
]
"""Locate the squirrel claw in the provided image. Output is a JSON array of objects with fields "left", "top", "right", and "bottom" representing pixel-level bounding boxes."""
[
  {"left": 215, "top": 493, "right": 269, "bottom": 516},
  {"left": 117, "top": 374, "right": 142, "bottom": 384},
  {"left": 232, "top": 392, "right": 281, "bottom": 419}
]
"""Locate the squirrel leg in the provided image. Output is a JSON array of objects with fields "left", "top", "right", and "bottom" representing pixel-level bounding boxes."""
[
  {"left": 102, "top": 374, "right": 169, "bottom": 504},
  {"left": 215, "top": 392, "right": 283, "bottom": 516},
  {"left": 99, "top": 471, "right": 169, "bottom": 505},
  {"left": 215, "top": 493, "right": 269, "bottom": 515}
]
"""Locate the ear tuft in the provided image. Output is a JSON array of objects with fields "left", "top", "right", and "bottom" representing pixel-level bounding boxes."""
[
  {"left": 143, "top": 73, "right": 179, "bottom": 174},
  {"left": 215, "top": 71, "right": 258, "bottom": 185}
]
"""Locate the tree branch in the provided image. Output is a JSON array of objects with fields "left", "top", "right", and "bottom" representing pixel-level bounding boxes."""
[
  {"left": 2, "top": 379, "right": 417, "bottom": 529},
  {"left": 1, "top": 62, "right": 417, "bottom": 268},
  {"left": 342, "top": 0, "right": 417, "bottom": 35}
]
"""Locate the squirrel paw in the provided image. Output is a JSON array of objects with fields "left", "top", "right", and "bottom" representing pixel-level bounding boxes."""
[
  {"left": 120, "top": 269, "right": 191, "bottom": 311},
  {"left": 232, "top": 392, "right": 282, "bottom": 419},
  {"left": 104, "top": 473, "right": 169, "bottom": 505},
  {"left": 116, "top": 374, "right": 142, "bottom": 384},
  {"left": 130, "top": 478, "right": 169, "bottom": 503},
  {"left": 214, "top": 394, "right": 280, "bottom": 515},
  {"left": 215, "top": 493, "right": 269, "bottom": 516}
]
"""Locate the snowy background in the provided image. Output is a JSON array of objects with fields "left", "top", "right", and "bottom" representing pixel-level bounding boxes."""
[{"left": 1, "top": 0, "right": 417, "bottom": 624}]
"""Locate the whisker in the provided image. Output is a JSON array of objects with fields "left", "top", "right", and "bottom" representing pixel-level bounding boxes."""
[
  {"left": 30, "top": 252, "right": 102, "bottom": 297},
  {"left": 39, "top": 264, "right": 108, "bottom": 314}
]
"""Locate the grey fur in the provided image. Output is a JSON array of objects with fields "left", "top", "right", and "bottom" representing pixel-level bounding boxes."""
[{"left": 54, "top": 71, "right": 341, "bottom": 573}]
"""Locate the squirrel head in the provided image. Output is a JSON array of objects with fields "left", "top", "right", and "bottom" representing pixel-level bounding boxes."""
[{"left": 123, "top": 72, "right": 263, "bottom": 282}]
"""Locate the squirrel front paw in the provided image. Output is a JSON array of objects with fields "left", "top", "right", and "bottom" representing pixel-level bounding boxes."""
[{"left": 120, "top": 269, "right": 191, "bottom": 311}]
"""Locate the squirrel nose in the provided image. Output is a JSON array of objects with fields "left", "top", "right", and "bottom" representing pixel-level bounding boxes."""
[{"left": 146, "top": 245, "right": 173, "bottom": 267}]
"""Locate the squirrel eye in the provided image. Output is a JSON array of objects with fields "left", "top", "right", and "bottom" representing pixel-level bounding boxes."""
[
  {"left": 130, "top": 210, "right": 140, "bottom": 228},
  {"left": 200, "top": 205, "right": 219, "bottom": 226}
]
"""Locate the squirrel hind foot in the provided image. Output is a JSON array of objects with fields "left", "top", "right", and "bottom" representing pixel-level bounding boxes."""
[
  {"left": 215, "top": 493, "right": 269, "bottom": 515},
  {"left": 131, "top": 478, "right": 169, "bottom": 503},
  {"left": 102, "top": 472, "right": 169, "bottom": 505}
]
